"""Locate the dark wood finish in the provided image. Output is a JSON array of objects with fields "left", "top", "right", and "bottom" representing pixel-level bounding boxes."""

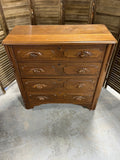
[{"left": 3, "top": 25, "right": 116, "bottom": 110}]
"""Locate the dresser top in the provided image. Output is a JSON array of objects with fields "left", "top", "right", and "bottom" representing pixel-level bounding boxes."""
[{"left": 3, "top": 25, "right": 117, "bottom": 45}]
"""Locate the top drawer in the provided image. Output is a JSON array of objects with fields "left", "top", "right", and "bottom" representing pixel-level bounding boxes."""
[{"left": 13, "top": 45, "right": 106, "bottom": 62}]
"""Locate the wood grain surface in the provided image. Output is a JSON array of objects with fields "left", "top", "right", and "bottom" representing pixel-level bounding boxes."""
[{"left": 3, "top": 25, "right": 117, "bottom": 45}]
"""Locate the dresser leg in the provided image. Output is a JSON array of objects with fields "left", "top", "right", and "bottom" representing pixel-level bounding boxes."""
[
  {"left": 90, "top": 107, "right": 95, "bottom": 110},
  {"left": 24, "top": 105, "right": 34, "bottom": 109},
  {"left": 90, "top": 103, "right": 97, "bottom": 110},
  {"left": 23, "top": 101, "right": 33, "bottom": 109}
]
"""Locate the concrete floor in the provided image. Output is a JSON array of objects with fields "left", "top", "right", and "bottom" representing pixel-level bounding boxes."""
[{"left": 0, "top": 81, "right": 120, "bottom": 160}]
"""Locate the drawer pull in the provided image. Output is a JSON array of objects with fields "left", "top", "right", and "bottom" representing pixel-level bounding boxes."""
[
  {"left": 73, "top": 96, "right": 84, "bottom": 101},
  {"left": 37, "top": 96, "right": 48, "bottom": 101},
  {"left": 29, "top": 52, "right": 42, "bottom": 57},
  {"left": 78, "top": 51, "right": 92, "bottom": 58},
  {"left": 31, "top": 68, "right": 45, "bottom": 73},
  {"left": 78, "top": 83, "right": 85, "bottom": 88},
  {"left": 33, "top": 84, "right": 47, "bottom": 89},
  {"left": 78, "top": 68, "right": 88, "bottom": 73}
]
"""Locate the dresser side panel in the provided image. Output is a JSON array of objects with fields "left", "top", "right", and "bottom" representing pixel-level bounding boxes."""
[
  {"left": 6, "top": 46, "right": 30, "bottom": 109},
  {"left": 91, "top": 44, "right": 114, "bottom": 110}
]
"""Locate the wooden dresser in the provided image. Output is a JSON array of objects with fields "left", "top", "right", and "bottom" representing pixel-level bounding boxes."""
[{"left": 3, "top": 25, "right": 117, "bottom": 110}]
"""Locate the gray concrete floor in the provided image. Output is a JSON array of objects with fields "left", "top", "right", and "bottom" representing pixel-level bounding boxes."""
[{"left": 0, "top": 81, "right": 120, "bottom": 160}]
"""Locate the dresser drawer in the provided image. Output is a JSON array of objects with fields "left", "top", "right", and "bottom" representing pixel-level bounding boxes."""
[
  {"left": 63, "top": 45, "right": 106, "bottom": 62},
  {"left": 28, "top": 94, "right": 64, "bottom": 107},
  {"left": 13, "top": 46, "right": 63, "bottom": 61},
  {"left": 23, "top": 79, "right": 64, "bottom": 92},
  {"left": 19, "top": 63, "right": 101, "bottom": 77},
  {"left": 64, "top": 63, "right": 101, "bottom": 75},
  {"left": 65, "top": 78, "right": 97, "bottom": 91},
  {"left": 23, "top": 77, "right": 97, "bottom": 93},
  {"left": 27, "top": 93, "right": 92, "bottom": 108},
  {"left": 19, "top": 63, "right": 61, "bottom": 77},
  {"left": 64, "top": 94, "right": 93, "bottom": 105},
  {"left": 13, "top": 45, "right": 106, "bottom": 62}
]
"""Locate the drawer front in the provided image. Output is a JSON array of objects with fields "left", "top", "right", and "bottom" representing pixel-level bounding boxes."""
[
  {"left": 64, "top": 94, "right": 93, "bottom": 105},
  {"left": 65, "top": 78, "right": 97, "bottom": 91},
  {"left": 28, "top": 94, "right": 64, "bottom": 107},
  {"left": 13, "top": 46, "right": 63, "bottom": 61},
  {"left": 64, "top": 63, "right": 101, "bottom": 75},
  {"left": 29, "top": 94, "right": 63, "bottom": 102},
  {"left": 19, "top": 63, "right": 61, "bottom": 77},
  {"left": 19, "top": 63, "right": 101, "bottom": 77},
  {"left": 13, "top": 45, "right": 106, "bottom": 62},
  {"left": 23, "top": 79, "right": 64, "bottom": 91},
  {"left": 63, "top": 45, "right": 106, "bottom": 62},
  {"left": 27, "top": 93, "right": 92, "bottom": 108},
  {"left": 23, "top": 77, "right": 97, "bottom": 93}
]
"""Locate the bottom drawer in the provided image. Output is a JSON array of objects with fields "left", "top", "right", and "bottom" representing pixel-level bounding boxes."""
[{"left": 27, "top": 93, "right": 93, "bottom": 109}]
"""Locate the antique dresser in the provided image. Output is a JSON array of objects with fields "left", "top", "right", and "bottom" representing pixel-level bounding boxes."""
[{"left": 3, "top": 25, "right": 117, "bottom": 110}]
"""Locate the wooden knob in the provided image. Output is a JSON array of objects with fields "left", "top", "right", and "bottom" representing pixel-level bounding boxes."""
[
  {"left": 78, "top": 50, "right": 92, "bottom": 58},
  {"left": 77, "top": 83, "right": 85, "bottom": 88},
  {"left": 37, "top": 96, "right": 48, "bottom": 101},
  {"left": 31, "top": 68, "right": 45, "bottom": 73},
  {"left": 33, "top": 84, "right": 47, "bottom": 89},
  {"left": 78, "top": 68, "right": 88, "bottom": 73},
  {"left": 73, "top": 96, "right": 84, "bottom": 101},
  {"left": 29, "top": 52, "right": 42, "bottom": 57}
]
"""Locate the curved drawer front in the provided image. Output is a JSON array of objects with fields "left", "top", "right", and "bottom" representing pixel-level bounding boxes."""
[
  {"left": 27, "top": 93, "right": 92, "bottom": 108},
  {"left": 19, "top": 63, "right": 101, "bottom": 77},
  {"left": 13, "top": 45, "right": 106, "bottom": 62}
]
